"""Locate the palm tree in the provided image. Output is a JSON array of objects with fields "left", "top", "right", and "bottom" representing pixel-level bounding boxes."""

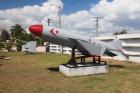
[
  {"left": 11, "top": 24, "right": 25, "bottom": 39},
  {"left": 10, "top": 24, "right": 27, "bottom": 51},
  {"left": 113, "top": 29, "right": 127, "bottom": 35}
]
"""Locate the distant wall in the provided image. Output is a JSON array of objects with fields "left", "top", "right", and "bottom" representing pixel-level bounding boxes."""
[{"left": 36, "top": 46, "right": 46, "bottom": 52}]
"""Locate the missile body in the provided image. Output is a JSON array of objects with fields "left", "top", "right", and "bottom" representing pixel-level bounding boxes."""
[
  {"left": 29, "top": 25, "right": 123, "bottom": 56},
  {"left": 29, "top": 25, "right": 90, "bottom": 55}
]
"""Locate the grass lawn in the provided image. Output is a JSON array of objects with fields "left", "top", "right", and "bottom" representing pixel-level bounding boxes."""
[{"left": 0, "top": 52, "right": 140, "bottom": 93}]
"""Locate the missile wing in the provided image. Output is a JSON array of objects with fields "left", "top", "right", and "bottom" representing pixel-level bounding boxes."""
[{"left": 69, "top": 38, "right": 106, "bottom": 56}]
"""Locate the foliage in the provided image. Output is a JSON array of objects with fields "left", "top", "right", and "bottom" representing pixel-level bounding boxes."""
[
  {"left": 10, "top": 24, "right": 26, "bottom": 51},
  {"left": 0, "top": 29, "right": 10, "bottom": 50},
  {"left": 10, "top": 24, "right": 43, "bottom": 51},
  {"left": 11, "top": 24, "right": 25, "bottom": 39},
  {"left": 113, "top": 29, "right": 128, "bottom": 35},
  {"left": 119, "top": 30, "right": 127, "bottom": 34},
  {"left": 0, "top": 24, "right": 43, "bottom": 51},
  {"left": 1, "top": 28, "right": 10, "bottom": 42},
  {"left": 27, "top": 33, "right": 43, "bottom": 45},
  {"left": 6, "top": 40, "right": 14, "bottom": 52},
  {"left": 0, "top": 42, "right": 5, "bottom": 49}
]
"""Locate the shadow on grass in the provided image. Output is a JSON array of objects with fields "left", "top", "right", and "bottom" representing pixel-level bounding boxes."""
[
  {"left": 0, "top": 64, "right": 2, "bottom": 66},
  {"left": 109, "top": 65, "right": 125, "bottom": 68},
  {"left": 0, "top": 56, "right": 6, "bottom": 59},
  {"left": 23, "top": 53, "right": 36, "bottom": 55},
  {"left": 47, "top": 67, "right": 59, "bottom": 72}
]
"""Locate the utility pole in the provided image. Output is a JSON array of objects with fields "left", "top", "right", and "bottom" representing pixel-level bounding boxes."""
[
  {"left": 58, "top": 6, "right": 61, "bottom": 28},
  {"left": 50, "top": 2, "right": 63, "bottom": 54},
  {"left": 47, "top": 18, "right": 51, "bottom": 26},
  {"left": 0, "top": 18, "right": 5, "bottom": 29},
  {"left": 93, "top": 17, "right": 102, "bottom": 37},
  {"left": 50, "top": 4, "right": 62, "bottom": 28}
]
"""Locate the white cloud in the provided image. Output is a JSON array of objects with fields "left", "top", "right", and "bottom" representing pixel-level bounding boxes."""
[
  {"left": 0, "top": 0, "right": 63, "bottom": 30},
  {"left": 90, "top": 0, "right": 140, "bottom": 34},
  {"left": 63, "top": 0, "right": 140, "bottom": 36},
  {"left": 62, "top": 10, "right": 94, "bottom": 36},
  {"left": 0, "top": 0, "right": 140, "bottom": 36}
]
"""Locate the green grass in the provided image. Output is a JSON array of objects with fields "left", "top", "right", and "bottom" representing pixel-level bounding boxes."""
[{"left": 0, "top": 52, "right": 140, "bottom": 93}]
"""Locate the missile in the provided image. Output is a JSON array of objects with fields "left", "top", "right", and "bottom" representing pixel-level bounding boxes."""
[
  {"left": 29, "top": 25, "right": 77, "bottom": 48},
  {"left": 29, "top": 24, "right": 125, "bottom": 66}
]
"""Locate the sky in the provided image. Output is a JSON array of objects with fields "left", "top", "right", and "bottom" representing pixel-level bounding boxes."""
[
  {"left": 0, "top": 0, "right": 140, "bottom": 36},
  {"left": 0, "top": 0, "right": 98, "bottom": 14}
]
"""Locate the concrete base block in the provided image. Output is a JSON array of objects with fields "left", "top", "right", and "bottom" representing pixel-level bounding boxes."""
[{"left": 59, "top": 64, "right": 109, "bottom": 76}]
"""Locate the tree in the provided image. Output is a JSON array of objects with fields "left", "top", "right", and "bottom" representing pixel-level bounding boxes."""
[
  {"left": 113, "top": 29, "right": 127, "bottom": 35},
  {"left": 1, "top": 29, "right": 10, "bottom": 42},
  {"left": 119, "top": 29, "right": 127, "bottom": 34},
  {"left": 11, "top": 24, "right": 25, "bottom": 39},
  {"left": 10, "top": 24, "right": 26, "bottom": 51},
  {"left": 10, "top": 24, "right": 43, "bottom": 51},
  {"left": 113, "top": 32, "right": 119, "bottom": 35},
  {"left": 0, "top": 28, "right": 11, "bottom": 51}
]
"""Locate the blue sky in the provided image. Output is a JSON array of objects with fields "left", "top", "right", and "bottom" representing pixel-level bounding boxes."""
[
  {"left": 0, "top": 0, "right": 139, "bottom": 35},
  {"left": 62, "top": 0, "right": 99, "bottom": 14},
  {"left": 0, "top": 0, "right": 99, "bottom": 14}
]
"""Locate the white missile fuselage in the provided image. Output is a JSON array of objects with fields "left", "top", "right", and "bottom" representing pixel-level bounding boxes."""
[
  {"left": 43, "top": 27, "right": 117, "bottom": 51},
  {"left": 29, "top": 25, "right": 123, "bottom": 57}
]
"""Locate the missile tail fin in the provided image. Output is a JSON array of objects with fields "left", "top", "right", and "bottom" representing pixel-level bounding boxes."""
[{"left": 109, "top": 39, "right": 122, "bottom": 50}]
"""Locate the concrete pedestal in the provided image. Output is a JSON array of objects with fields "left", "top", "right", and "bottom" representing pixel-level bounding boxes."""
[{"left": 59, "top": 64, "right": 109, "bottom": 76}]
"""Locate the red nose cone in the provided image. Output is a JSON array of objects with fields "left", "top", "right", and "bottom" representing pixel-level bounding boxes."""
[{"left": 29, "top": 25, "right": 43, "bottom": 37}]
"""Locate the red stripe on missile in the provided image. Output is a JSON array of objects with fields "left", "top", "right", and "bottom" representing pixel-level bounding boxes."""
[{"left": 49, "top": 29, "right": 59, "bottom": 37}]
